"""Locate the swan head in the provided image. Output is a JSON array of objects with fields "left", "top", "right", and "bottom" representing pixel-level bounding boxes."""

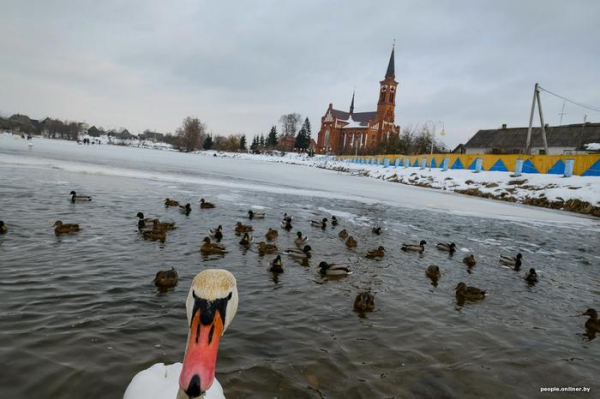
[{"left": 180, "top": 269, "right": 238, "bottom": 398}]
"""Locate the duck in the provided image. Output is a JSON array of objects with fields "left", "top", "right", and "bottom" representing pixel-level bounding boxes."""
[
  {"left": 199, "top": 198, "right": 215, "bottom": 209},
  {"left": 281, "top": 219, "right": 293, "bottom": 231},
  {"left": 151, "top": 219, "right": 177, "bottom": 232},
  {"left": 317, "top": 261, "right": 352, "bottom": 276},
  {"left": 366, "top": 246, "right": 385, "bottom": 258},
  {"left": 500, "top": 253, "right": 523, "bottom": 270},
  {"left": 331, "top": 216, "right": 339, "bottom": 226},
  {"left": 54, "top": 220, "right": 80, "bottom": 234},
  {"left": 70, "top": 190, "right": 92, "bottom": 203},
  {"left": 265, "top": 228, "right": 278, "bottom": 241},
  {"left": 463, "top": 254, "right": 477, "bottom": 267},
  {"left": 257, "top": 241, "right": 278, "bottom": 256},
  {"left": 425, "top": 265, "right": 441, "bottom": 281},
  {"left": 455, "top": 282, "right": 486, "bottom": 300},
  {"left": 282, "top": 213, "right": 293, "bottom": 223},
  {"left": 164, "top": 198, "right": 179, "bottom": 207},
  {"left": 345, "top": 236, "right": 357, "bottom": 248},
  {"left": 524, "top": 268, "right": 539, "bottom": 283},
  {"left": 401, "top": 240, "right": 427, "bottom": 253},
  {"left": 338, "top": 229, "right": 349, "bottom": 239},
  {"left": 248, "top": 210, "right": 265, "bottom": 220},
  {"left": 581, "top": 309, "right": 600, "bottom": 333},
  {"left": 284, "top": 245, "right": 312, "bottom": 259},
  {"left": 234, "top": 221, "right": 253, "bottom": 235},
  {"left": 372, "top": 226, "right": 383, "bottom": 235},
  {"left": 142, "top": 229, "right": 166, "bottom": 243},
  {"left": 210, "top": 225, "right": 223, "bottom": 241},
  {"left": 0, "top": 221, "right": 7, "bottom": 234},
  {"left": 311, "top": 218, "right": 328, "bottom": 229},
  {"left": 294, "top": 231, "right": 308, "bottom": 246},
  {"left": 436, "top": 242, "right": 456, "bottom": 254},
  {"left": 269, "top": 255, "right": 284, "bottom": 273},
  {"left": 239, "top": 232, "right": 252, "bottom": 248},
  {"left": 136, "top": 212, "right": 158, "bottom": 229},
  {"left": 200, "top": 237, "right": 227, "bottom": 255},
  {"left": 179, "top": 203, "right": 192, "bottom": 215},
  {"left": 124, "top": 269, "right": 237, "bottom": 399},
  {"left": 152, "top": 268, "right": 178, "bottom": 288},
  {"left": 354, "top": 292, "right": 375, "bottom": 312}
]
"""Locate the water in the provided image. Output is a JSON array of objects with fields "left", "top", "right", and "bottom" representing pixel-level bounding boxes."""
[{"left": 1, "top": 136, "right": 599, "bottom": 398}]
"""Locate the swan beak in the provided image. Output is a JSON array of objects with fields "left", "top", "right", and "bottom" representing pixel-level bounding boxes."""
[{"left": 179, "top": 310, "right": 224, "bottom": 397}]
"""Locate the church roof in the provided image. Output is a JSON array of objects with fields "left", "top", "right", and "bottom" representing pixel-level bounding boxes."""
[
  {"left": 385, "top": 47, "right": 395, "bottom": 79},
  {"left": 331, "top": 109, "right": 376, "bottom": 127}
]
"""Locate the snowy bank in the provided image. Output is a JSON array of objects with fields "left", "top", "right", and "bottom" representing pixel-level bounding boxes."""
[{"left": 204, "top": 150, "right": 600, "bottom": 217}]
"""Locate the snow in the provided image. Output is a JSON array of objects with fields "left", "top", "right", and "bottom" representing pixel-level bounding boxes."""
[{"left": 585, "top": 142, "right": 600, "bottom": 151}]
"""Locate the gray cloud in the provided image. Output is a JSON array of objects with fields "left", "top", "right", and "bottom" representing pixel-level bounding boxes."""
[{"left": 1, "top": 0, "right": 599, "bottom": 146}]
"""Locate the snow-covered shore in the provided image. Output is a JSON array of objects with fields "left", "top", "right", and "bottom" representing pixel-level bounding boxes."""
[{"left": 204, "top": 150, "right": 600, "bottom": 217}]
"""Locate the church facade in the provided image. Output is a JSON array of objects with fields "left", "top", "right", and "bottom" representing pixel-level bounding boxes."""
[{"left": 316, "top": 47, "right": 400, "bottom": 155}]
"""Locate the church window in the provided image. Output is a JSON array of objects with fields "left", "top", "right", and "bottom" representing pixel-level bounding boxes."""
[{"left": 324, "top": 130, "right": 330, "bottom": 148}]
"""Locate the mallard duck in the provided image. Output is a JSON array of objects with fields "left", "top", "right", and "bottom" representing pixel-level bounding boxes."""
[
  {"left": 436, "top": 242, "right": 456, "bottom": 253},
  {"left": 70, "top": 190, "right": 92, "bottom": 203},
  {"left": 311, "top": 218, "right": 328, "bottom": 229},
  {"left": 372, "top": 226, "right": 382, "bottom": 235},
  {"left": 345, "top": 236, "right": 357, "bottom": 248},
  {"left": 142, "top": 229, "right": 166, "bottom": 243},
  {"left": 285, "top": 245, "right": 312, "bottom": 259},
  {"left": 239, "top": 232, "right": 252, "bottom": 247},
  {"left": 318, "top": 261, "right": 352, "bottom": 276},
  {"left": 294, "top": 231, "right": 308, "bottom": 246},
  {"left": 248, "top": 210, "right": 265, "bottom": 220},
  {"left": 265, "top": 228, "right": 278, "bottom": 241},
  {"left": 152, "top": 219, "right": 177, "bottom": 232},
  {"left": 455, "top": 282, "right": 486, "bottom": 300},
  {"left": 425, "top": 265, "right": 440, "bottom": 280},
  {"left": 152, "top": 267, "right": 178, "bottom": 288},
  {"left": 354, "top": 292, "right": 375, "bottom": 312},
  {"left": 210, "top": 225, "right": 223, "bottom": 241},
  {"left": 164, "top": 198, "right": 179, "bottom": 207},
  {"left": 463, "top": 254, "right": 477, "bottom": 267},
  {"left": 200, "top": 237, "right": 227, "bottom": 255},
  {"left": 199, "top": 198, "right": 215, "bottom": 209},
  {"left": 136, "top": 212, "right": 158, "bottom": 229},
  {"left": 54, "top": 220, "right": 80, "bottom": 234},
  {"left": 282, "top": 213, "right": 293, "bottom": 223},
  {"left": 269, "top": 255, "right": 284, "bottom": 273},
  {"left": 257, "top": 241, "right": 278, "bottom": 256},
  {"left": 500, "top": 253, "right": 523, "bottom": 270},
  {"left": 281, "top": 219, "right": 293, "bottom": 231},
  {"left": 338, "top": 229, "right": 349, "bottom": 239},
  {"left": 402, "top": 240, "right": 426, "bottom": 253},
  {"left": 524, "top": 268, "right": 539, "bottom": 283},
  {"left": 235, "top": 221, "right": 253, "bottom": 234},
  {"left": 581, "top": 309, "right": 600, "bottom": 333},
  {"left": 366, "top": 246, "right": 385, "bottom": 258},
  {"left": 179, "top": 203, "right": 191, "bottom": 215},
  {"left": 331, "top": 216, "right": 339, "bottom": 226},
  {"left": 0, "top": 221, "right": 7, "bottom": 234}
]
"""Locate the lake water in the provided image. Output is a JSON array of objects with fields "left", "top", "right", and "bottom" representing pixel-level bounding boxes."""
[{"left": 1, "top": 135, "right": 599, "bottom": 399}]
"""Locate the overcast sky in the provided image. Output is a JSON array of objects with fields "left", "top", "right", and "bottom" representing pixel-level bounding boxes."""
[{"left": 1, "top": 0, "right": 599, "bottom": 147}]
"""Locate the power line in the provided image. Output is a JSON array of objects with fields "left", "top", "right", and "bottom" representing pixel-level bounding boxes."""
[{"left": 538, "top": 85, "right": 600, "bottom": 113}]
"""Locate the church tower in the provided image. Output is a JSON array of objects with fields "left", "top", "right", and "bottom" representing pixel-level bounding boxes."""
[{"left": 376, "top": 45, "right": 397, "bottom": 124}]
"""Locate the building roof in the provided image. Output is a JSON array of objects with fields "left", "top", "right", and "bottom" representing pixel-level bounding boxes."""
[
  {"left": 385, "top": 47, "right": 395, "bottom": 79},
  {"left": 331, "top": 109, "right": 376, "bottom": 127},
  {"left": 465, "top": 123, "right": 600, "bottom": 151}
]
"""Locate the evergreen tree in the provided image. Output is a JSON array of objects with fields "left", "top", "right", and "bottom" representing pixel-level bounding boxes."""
[
  {"left": 250, "top": 136, "right": 258, "bottom": 152},
  {"left": 295, "top": 118, "right": 312, "bottom": 150},
  {"left": 259, "top": 134, "right": 265, "bottom": 147},
  {"left": 240, "top": 135, "right": 247, "bottom": 151},
  {"left": 203, "top": 135, "right": 213, "bottom": 150},
  {"left": 267, "top": 125, "right": 278, "bottom": 147}
]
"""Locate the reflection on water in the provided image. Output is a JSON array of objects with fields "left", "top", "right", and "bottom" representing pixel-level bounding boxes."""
[{"left": 0, "top": 141, "right": 599, "bottom": 399}]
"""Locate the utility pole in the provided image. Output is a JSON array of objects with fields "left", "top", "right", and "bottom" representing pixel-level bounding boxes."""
[
  {"left": 559, "top": 101, "right": 566, "bottom": 125},
  {"left": 524, "top": 83, "right": 549, "bottom": 155}
]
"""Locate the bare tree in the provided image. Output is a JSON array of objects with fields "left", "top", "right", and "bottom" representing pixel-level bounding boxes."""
[
  {"left": 176, "top": 117, "right": 207, "bottom": 152},
  {"left": 279, "top": 113, "right": 302, "bottom": 137}
]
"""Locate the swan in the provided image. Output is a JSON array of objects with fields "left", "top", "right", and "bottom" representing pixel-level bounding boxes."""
[{"left": 124, "top": 269, "right": 238, "bottom": 399}]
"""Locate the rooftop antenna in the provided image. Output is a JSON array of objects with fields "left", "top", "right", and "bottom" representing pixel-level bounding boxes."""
[{"left": 559, "top": 101, "right": 566, "bottom": 125}]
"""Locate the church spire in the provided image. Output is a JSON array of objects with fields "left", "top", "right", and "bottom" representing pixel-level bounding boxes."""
[
  {"left": 349, "top": 89, "right": 355, "bottom": 115},
  {"left": 385, "top": 41, "right": 395, "bottom": 79}
]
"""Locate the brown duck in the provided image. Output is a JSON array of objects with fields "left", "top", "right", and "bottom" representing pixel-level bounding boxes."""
[
  {"left": 582, "top": 309, "right": 600, "bottom": 333},
  {"left": 200, "top": 198, "right": 215, "bottom": 209},
  {"left": 54, "top": 220, "right": 80, "bottom": 234},
  {"left": 366, "top": 246, "right": 385, "bottom": 258},
  {"left": 200, "top": 237, "right": 227, "bottom": 255},
  {"left": 425, "top": 265, "right": 441, "bottom": 281},
  {"left": 142, "top": 229, "right": 166, "bottom": 243},
  {"left": 338, "top": 229, "right": 348, "bottom": 239},
  {"left": 265, "top": 228, "right": 279, "bottom": 241},
  {"left": 164, "top": 198, "right": 179, "bottom": 207},
  {"left": 463, "top": 254, "right": 477, "bottom": 267},
  {"left": 152, "top": 219, "right": 177, "bottom": 232},
  {"left": 455, "top": 282, "right": 486, "bottom": 300},
  {"left": 152, "top": 268, "right": 178, "bottom": 288},
  {"left": 257, "top": 241, "right": 278, "bottom": 256},
  {"left": 345, "top": 236, "right": 357, "bottom": 248},
  {"left": 354, "top": 292, "right": 375, "bottom": 312},
  {"left": 235, "top": 222, "right": 253, "bottom": 235}
]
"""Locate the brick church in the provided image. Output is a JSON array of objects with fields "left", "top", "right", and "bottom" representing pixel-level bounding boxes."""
[{"left": 316, "top": 46, "right": 400, "bottom": 154}]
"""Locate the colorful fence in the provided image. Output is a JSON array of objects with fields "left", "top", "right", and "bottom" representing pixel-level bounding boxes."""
[{"left": 337, "top": 153, "right": 600, "bottom": 176}]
